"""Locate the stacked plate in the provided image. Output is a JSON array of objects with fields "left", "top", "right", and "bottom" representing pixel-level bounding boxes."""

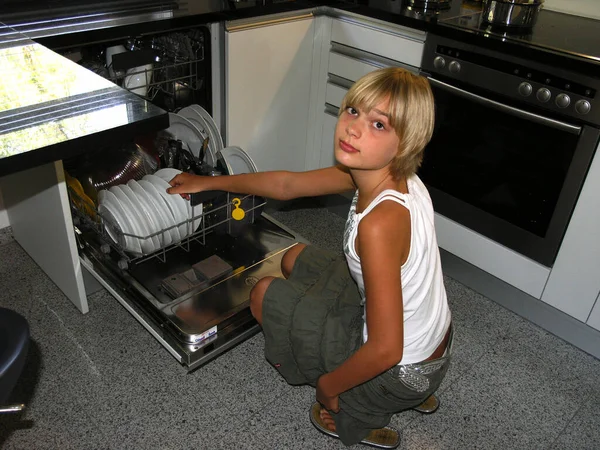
[
  {"left": 217, "top": 146, "right": 259, "bottom": 175},
  {"left": 159, "top": 105, "right": 224, "bottom": 169},
  {"left": 97, "top": 168, "right": 203, "bottom": 256}
]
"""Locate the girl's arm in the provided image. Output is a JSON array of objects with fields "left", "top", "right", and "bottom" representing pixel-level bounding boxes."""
[
  {"left": 316, "top": 201, "right": 411, "bottom": 410},
  {"left": 167, "top": 165, "right": 355, "bottom": 200}
]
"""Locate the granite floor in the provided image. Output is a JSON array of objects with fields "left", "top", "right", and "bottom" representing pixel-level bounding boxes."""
[{"left": 1, "top": 199, "right": 600, "bottom": 450}]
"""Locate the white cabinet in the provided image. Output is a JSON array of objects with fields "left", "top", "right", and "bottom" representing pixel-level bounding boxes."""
[
  {"left": 225, "top": 14, "right": 315, "bottom": 172},
  {"left": 0, "top": 161, "right": 88, "bottom": 313},
  {"left": 541, "top": 140, "right": 600, "bottom": 321}
]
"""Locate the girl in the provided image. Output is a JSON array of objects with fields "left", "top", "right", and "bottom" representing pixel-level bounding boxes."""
[{"left": 167, "top": 67, "right": 452, "bottom": 448}]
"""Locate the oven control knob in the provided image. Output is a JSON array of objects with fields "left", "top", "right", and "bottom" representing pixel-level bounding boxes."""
[
  {"left": 536, "top": 88, "right": 551, "bottom": 103},
  {"left": 575, "top": 99, "right": 591, "bottom": 115},
  {"left": 555, "top": 93, "right": 571, "bottom": 108},
  {"left": 448, "top": 61, "right": 461, "bottom": 74},
  {"left": 433, "top": 56, "right": 446, "bottom": 70},
  {"left": 518, "top": 82, "right": 533, "bottom": 97}
]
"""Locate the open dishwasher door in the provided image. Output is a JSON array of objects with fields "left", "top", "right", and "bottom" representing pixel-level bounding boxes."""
[
  {"left": 69, "top": 122, "right": 301, "bottom": 371},
  {"left": 68, "top": 109, "right": 302, "bottom": 370},
  {"left": 71, "top": 139, "right": 302, "bottom": 371},
  {"left": 78, "top": 207, "right": 300, "bottom": 371}
]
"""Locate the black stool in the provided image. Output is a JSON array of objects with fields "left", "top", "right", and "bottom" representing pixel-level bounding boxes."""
[{"left": 0, "top": 307, "right": 29, "bottom": 414}]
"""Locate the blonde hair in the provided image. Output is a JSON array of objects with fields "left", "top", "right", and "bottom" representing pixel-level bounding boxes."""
[{"left": 340, "top": 67, "right": 435, "bottom": 180}]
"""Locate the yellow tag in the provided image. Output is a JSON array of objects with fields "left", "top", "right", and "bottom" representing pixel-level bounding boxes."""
[{"left": 231, "top": 198, "right": 246, "bottom": 221}]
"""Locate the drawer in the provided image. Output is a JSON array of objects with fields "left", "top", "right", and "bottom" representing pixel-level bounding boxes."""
[
  {"left": 325, "top": 82, "right": 348, "bottom": 109},
  {"left": 331, "top": 19, "right": 424, "bottom": 68},
  {"left": 328, "top": 46, "right": 420, "bottom": 83},
  {"left": 328, "top": 51, "right": 381, "bottom": 83}
]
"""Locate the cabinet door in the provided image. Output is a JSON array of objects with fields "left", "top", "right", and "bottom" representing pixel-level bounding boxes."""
[
  {"left": 225, "top": 16, "right": 315, "bottom": 172},
  {"left": 0, "top": 161, "right": 88, "bottom": 313}
]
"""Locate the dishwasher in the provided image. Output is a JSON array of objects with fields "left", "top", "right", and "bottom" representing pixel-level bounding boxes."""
[{"left": 55, "top": 22, "right": 301, "bottom": 371}]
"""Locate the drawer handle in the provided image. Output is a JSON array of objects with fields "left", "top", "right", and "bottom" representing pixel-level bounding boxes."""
[
  {"left": 325, "top": 104, "right": 339, "bottom": 117},
  {"left": 428, "top": 77, "right": 582, "bottom": 136}
]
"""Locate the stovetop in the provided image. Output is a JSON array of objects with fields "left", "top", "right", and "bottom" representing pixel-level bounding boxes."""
[{"left": 438, "top": 7, "right": 600, "bottom": 64}]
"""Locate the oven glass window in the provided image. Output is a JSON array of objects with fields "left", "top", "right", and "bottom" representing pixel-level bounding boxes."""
[{"left": 419, "top": 86, "right": 580, "bottom": 238}]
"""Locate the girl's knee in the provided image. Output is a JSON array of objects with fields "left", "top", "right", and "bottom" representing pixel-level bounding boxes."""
[
  {"left": 281, "top": 243, "right": 307, "bottom": 278},
  {"left": 249, "top": 276, "right": 275, "bottom": 324}
]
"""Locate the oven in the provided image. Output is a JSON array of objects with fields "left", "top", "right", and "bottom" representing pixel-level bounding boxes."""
[{"left": 419, "top": 34, "right": 600, "bottom": 267}]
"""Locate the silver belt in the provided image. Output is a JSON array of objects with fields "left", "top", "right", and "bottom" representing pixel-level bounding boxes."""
[{"left": 388, "top": 327, "right": 454, "bottom": 393}]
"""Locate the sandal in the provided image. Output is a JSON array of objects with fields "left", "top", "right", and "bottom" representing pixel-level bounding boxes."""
[
  {"left": 309, "top": 402, "right": 400, "bottom": 449},
  {"left": 412, "top": 394, "right": 439, "bottom": 414}
]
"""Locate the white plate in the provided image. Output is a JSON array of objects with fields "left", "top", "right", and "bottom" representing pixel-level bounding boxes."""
[
  {"left": 190, "top": 105, "right": 224, "bottom": 153},
  {"left": 119, "top": 183, "right": 162, "bottom": 250},
  {"left": 189, "top": 105, "right": 224, "bottom": 171},
  {"left": 154, "top": 168, "right": 204, "bottom": 234},
  {"left": 160, "top": 113, "right": 205, "bottom": 161},
  {"left": 98, "top": 189, "right": 142, "bottom": 255},
  {"left": 109, "top": 185, "right": 156, "bottom": 255},
  {"left": 154, "top": 168, "right": 183, "bottom": 185},
  {"left": 177, "top": 107, "right": 217, "bottom": 168},
  {"left": 187, "top": 201, "right": 203, "bottom": 235},
  {"left": 137, "top": 179, "right": 182, "bottom": 244},
  {"left": 218, "top": 146, "right": 259, "bottom": 175},
  {"left": 127, "top": 180, "right": 173, "bottom": 248},
  {"left": 142, "top": 174, "right": 190, "bottom": 238}
]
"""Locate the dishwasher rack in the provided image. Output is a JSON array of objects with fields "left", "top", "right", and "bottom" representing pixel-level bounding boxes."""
[
  {"left": 69, "top": 187, "right": 266, "bottom": 269},
  {"left": 110, "top": 57, "right": 204, "bottom": 106},
  {"left": 105, "top": 30, "right": 207, "bottom": 110}
]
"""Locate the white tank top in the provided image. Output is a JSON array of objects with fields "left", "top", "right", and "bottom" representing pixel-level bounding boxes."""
[{"left": 343, "top": 175, "right": 451, "bottom": 365}]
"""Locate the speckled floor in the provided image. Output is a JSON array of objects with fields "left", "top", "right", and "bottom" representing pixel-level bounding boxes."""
[{"left": 1, "top": 200, "right": 600, "bottom": 450}]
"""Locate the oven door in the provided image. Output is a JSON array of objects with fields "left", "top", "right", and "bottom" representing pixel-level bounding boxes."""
[{"left": 419, "top": 77, "right": 600, "bottom": 267}]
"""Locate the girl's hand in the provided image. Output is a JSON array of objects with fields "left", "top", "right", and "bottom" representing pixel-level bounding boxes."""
[
  {"left": 316, "top": 374, "right": 340, "bottom": 413},
  {"left": 166, "top": 172, "right": 206, "bottom": 199}
]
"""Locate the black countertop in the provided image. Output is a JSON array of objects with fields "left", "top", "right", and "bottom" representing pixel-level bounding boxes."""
[{"left": 0, "top": 23, "right": 169, "bottom": 178}]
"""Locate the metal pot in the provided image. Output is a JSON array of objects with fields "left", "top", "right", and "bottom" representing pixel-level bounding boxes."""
[{"left": 481, "top": 0, "right": 544, "bottom": 28}]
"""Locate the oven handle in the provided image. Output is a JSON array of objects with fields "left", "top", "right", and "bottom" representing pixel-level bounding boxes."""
[{"left": 427, "top": 78, "right": 582, "bottom": 136}]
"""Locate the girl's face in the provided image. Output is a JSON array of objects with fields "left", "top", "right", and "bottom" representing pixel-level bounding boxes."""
[{"left": 334, "top": 97, "right": 400, "bottom": 173}]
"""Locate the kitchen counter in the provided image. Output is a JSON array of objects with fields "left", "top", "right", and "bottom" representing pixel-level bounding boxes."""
[{"left": 0, "top": 23, "right": 168, "bottom": 178}]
